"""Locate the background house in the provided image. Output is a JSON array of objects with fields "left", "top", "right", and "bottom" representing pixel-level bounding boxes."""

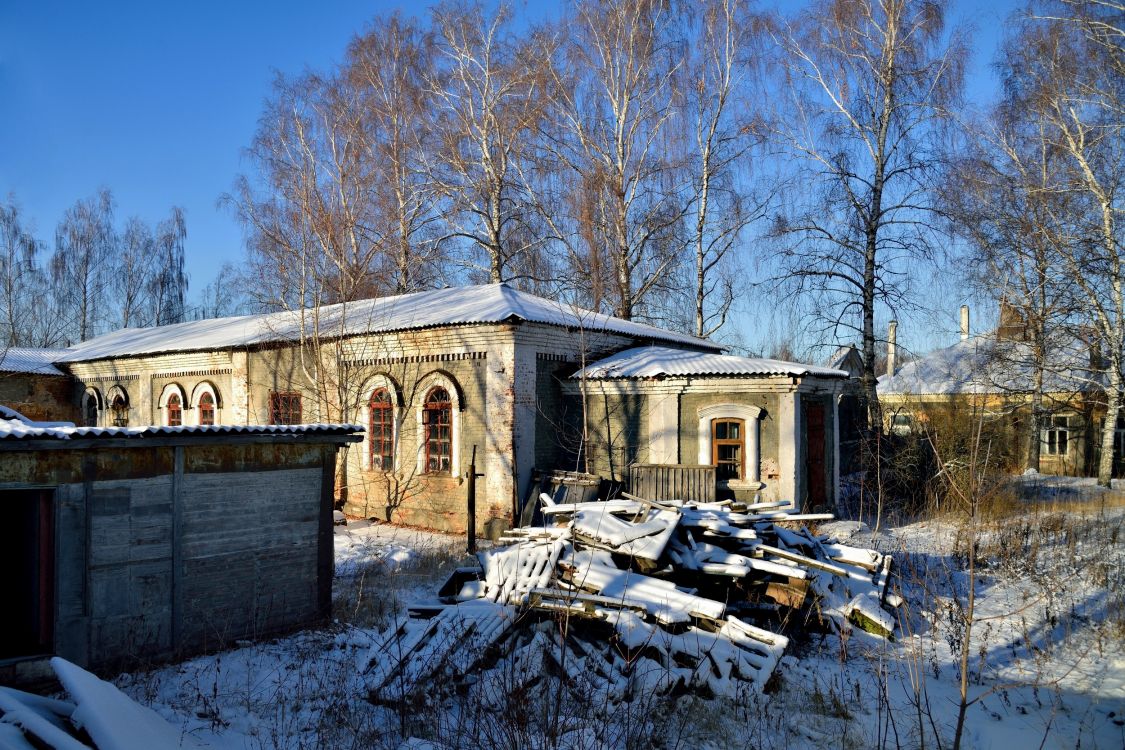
[{"left": 877, "top": 309, "right": 1107, "bottom": 476}]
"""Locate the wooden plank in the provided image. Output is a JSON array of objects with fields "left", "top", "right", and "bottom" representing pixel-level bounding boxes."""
[
  {"left": 755, "top": 543, "right": 850, "bottom": 576},
  {"left": 317, "top": 447, "right": 336, "bottom": 620}
]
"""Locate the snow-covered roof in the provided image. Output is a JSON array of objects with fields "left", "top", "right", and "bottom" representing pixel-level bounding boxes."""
[
  {"left": 573, "top": 345, "right": 848, "bottom": 380},
  {"left": 0, "top": 406, "right": 364, "bottom": 442},
  {"left": 56, "top": 284, "right": 720, "bottom": 363},
  {"left": 825, "top": 345, "right": 863, "bottom": 377},
  {"left": 878, "top": 333, "right": 1097, "bottom": 396},
  {"left": 0, "top": 347, "right": 69, "bottom": 375}
]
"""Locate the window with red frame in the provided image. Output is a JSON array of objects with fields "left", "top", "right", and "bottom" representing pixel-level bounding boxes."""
[
  {"left": 711, "top": 418, "right": 745, "bottom": 481},
  {"left": 269, "top": 391, "right": 303, "bottom": 425},
  {"left": 198, "top": 392, "right": 215, "bottom": 426},
  {"left": 369, "top": 388, "right": 394, "bottom": 470},
  {"left": 166, "top": 393, "right": 182, "bottom": 426},
  {"left": 422, "top": 387, "right": 452, "bottom": 473}
]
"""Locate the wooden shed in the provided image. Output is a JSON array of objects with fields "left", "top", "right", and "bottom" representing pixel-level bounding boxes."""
[{"left": 0, "top": 413, "right": 361, "bottom": 685}]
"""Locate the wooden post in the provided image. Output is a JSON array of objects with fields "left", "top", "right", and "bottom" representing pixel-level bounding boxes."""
[{"left": 467, "top": 445, "right": 479, "bottom": 553}]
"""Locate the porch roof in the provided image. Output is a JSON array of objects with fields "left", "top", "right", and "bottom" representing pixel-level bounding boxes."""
[{"left": 574, "top": 346, "right": 848, "bottom": 380}]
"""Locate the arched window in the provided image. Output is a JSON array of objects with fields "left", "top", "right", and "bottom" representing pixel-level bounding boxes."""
[
  {"left": 159, "top": 384, "right": 187, "bottom": 428},
  {"left": 82, "top": 388, "right": 101, "bottom": 427},
  {"left": 423, "top": 386, "right": 452, "bottom": 474},
  {"left": 110, "top": 394, "right": 129, "bottom": 427},
  {"left": 369, "top": 388, "right": 394, "bottom": 470},
  {"left": 190, "top": 382, "right": 221, "bottom": 426},
  {"left": 166, "top": 393, "right": 182, "bottom": 426},
  {"left": 198, "top": 392, "right": 215, "bottom": 426}
]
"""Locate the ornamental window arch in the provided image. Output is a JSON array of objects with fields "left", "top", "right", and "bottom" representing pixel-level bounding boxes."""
[
  {"left": 697, "top": 403, "right": 764, "bottom": 486},
  {"left": 190, "top": 381, "right": 222, "bottom": 426},
  {"left": 158, "top": 383, "right": 187, "bottom": 427}
]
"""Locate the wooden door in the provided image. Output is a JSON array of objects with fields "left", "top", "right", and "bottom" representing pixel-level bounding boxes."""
[
  {"left": 0, "top": 489, "right": 54, "bottom": 659},
  {"left": 805, "top": 403, "right": 827, "bottom": 507}
]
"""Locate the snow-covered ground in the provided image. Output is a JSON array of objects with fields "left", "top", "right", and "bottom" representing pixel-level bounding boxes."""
[{"left": 107, "top": 505, "right": 1125, "bottom": 749}]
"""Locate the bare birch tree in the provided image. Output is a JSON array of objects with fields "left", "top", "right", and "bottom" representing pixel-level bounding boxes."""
[
  {"left": 428, "top": 1, "right": 546, "bottom": 285},
  {"left": 346, "top": 13, "right": 447, "bottom": 292},
  {"left": 683, "top": 0, "right": 768, "bottom": 337},
  {"left": 540, "top": 0, "right": 687, "bottom": 321},
  {"left": 148, "top": 207, "right": 189, "bottom": 326},
  {"left": 51, "top": 188, "right": 118, "bottom": 343},
  {"left": 0, "top": 198, "right": 62, "bottom": 347},
  {"left": 770, "top": 0, "right": 966, "bottom": 428},
  {"left": 1008, "top": 2, "right": 1125, "bottom": 485}
]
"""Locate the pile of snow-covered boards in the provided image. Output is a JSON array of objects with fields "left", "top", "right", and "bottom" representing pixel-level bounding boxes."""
[
  {"left": 365, "top": 492, "right": 897, "bottom": 704},
  {"left": 0, "top": 657, "right": 204, "bottom": 749}
]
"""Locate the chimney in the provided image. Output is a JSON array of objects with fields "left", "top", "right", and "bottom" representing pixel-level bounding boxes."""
[
  {"left": 960, "top": 305, "right": 970, "bottom": 341},
  {"left": 887, "top": 320, "right": 898, "bottom": 377}
]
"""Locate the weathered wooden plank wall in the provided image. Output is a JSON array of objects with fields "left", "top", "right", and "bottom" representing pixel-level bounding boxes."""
[{"left": 629, "top": 464, "right": 716, "bottom": 503}]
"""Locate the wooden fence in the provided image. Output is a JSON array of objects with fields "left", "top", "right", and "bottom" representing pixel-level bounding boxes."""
[{"left": 628, "top": 464, "right": 716, "bottom": 503}]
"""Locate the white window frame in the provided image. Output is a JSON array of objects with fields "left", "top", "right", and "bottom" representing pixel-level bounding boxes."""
[
  {"left": 361, "top": 374, "right": 401, "bottom": 472},
  {"left": 190, "top": 381, "right": 222, "bottom": 426},
  {"left": 697, "top": 403, "right": 763, "bottom": 488},
  {"left": 415, "top": 372, "right": 461, "bottom": 478},
  {"left": 1041, "top": 415, "right": 1070, "bottom": 456}
]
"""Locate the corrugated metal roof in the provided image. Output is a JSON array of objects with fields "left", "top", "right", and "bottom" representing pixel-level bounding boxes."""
[
  {"left": 573, "top": 346, "right": 849, "bottom": 380},
  {"left": 56, "top": 284, "right": 721, "bottom": 363},
  {"left": 0, "top": 409, "right": 365, "bottom": 442},
  {"left": 0, "top": 347, "right": 69, "bottom": 375}
]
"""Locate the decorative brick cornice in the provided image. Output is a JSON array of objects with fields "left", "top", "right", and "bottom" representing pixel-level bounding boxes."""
[
  {"left": 150, "top": 368, "right": 233, "bottom": 380},
  {"left": 344, "top": 352, "right": 486, "bottom": 368}
]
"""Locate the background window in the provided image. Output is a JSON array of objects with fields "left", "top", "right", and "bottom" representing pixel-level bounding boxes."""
[
  {"left": 369, "top": 388, "right": 394, "bottom": 470},
  {"left": 198, "top": 392, "right": 215, "bottom": 426},
  {"left": 712, "top": 418, "right": 745, "bottom": 480},
  {"left": 1042, "top": 416, "right": 1069, "bottom": 456},
  {"left": 166, "top": 393, "right": 182, "bottom": 426},
  {"left": 423, "top": 387, "right": 452, "bottom": 473},
  {"left": 270, "top": 392, "right": 303, "bottom": 425}
]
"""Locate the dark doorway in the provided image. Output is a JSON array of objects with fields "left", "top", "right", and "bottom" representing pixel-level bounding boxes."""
[
  {"left": 805, "top": 403, "right": 828, "bottom": 507},
  {"left": 0, "top": 490, "right": 54, "bottom": 660}
]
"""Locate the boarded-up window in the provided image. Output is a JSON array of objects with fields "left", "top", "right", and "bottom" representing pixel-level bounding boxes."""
[
  {"left": 369, "top": 388, "right": 394, "bottom": 470},
  {"left": 110, "top": 395, "right": 129, "bottom": 427},
  {"left": 198, "top": 392, "right": 215, "bottom": 426},
  {"left": 423, "top": 387, "right": 452, "bottom": 474},
  {"left": 270, "top": 392, "right": 303, "bottom": 425},
  {"left": 712, "top": 418, "right": 744, "bottom": 480}
]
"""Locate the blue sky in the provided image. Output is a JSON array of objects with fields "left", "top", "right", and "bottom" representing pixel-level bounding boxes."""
[{"left": 0, "top": 0, "right": 1023, "bottom": 354}]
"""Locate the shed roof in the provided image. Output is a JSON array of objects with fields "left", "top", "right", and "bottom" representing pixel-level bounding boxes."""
[
  {"left": 56, "top": 284, "right": 720, "bottom": 363},
  {"left": 0, "top": 405, "right": 363, "bottom": 442},
  {"left": 0, "top": 347, "right": 69, "bottom": 376},
  {"left": 573, "top": 345, "right": 848, "bottom": 380}
]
